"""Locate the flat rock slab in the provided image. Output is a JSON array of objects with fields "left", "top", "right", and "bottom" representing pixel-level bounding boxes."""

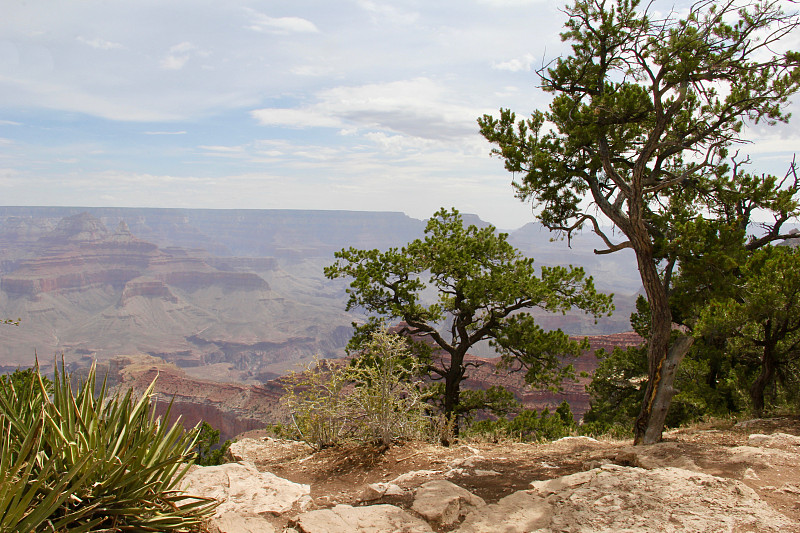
[
  {"left": 209, "top": 512, "right": 276, "bottom": 533},
  {"left": 725, "top": 445, "right": 798, "bottom": 469},
  {"left": 412, "top": 479, "right": 485, "bottom": 527},
  {"left": 457, "top": 464, "right": 799, "bottom": 532},
  {"left": 228, "top": 437, "right": 313, "bottom": 464},
  {"left": 179, "top": 461, "right": 310, "bottom": 516},
  {"left": 456, "top": 490, "right": 550, "bottom": 533},
  {"left": 294, "top": 504, "right": 434, "bottom": 533},
  {"left": 748, "top": 432, "right": 800, "bottom": 448}
]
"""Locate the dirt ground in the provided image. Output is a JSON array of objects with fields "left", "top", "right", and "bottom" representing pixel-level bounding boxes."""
[{"left": 236, "top": 416, "right": 800, "bottom": 531}]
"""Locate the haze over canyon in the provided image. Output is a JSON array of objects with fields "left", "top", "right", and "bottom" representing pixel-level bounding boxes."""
[{"left": 0, "top": 206, "right": 646, "bottom": 434}]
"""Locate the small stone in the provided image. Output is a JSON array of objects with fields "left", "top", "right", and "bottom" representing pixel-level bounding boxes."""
[
  {"left": 384, "top": 483, "right": 405, "bottom": 496},
  {"left": 360, "top": 483, "right": 387, "bottom": 502},
  {"left": 742, "top": 467, "right": 760, "bottom": 481},
  {"left": 359, "top": 482, "right": 404, "bottom": 501},
  {"left": 450, "top": 455, "right": 486, "bottom": 469}
]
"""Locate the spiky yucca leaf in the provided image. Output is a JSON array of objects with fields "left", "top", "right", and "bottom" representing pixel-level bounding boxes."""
[
  {"left": 0, "top": 387, "right": 102, "bottom": 532},
  {"left": 0, "top": 361, "right": 217, "bottom": 532}
]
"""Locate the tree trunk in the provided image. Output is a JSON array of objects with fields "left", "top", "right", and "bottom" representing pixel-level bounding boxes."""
[
  {"left": 442, "top": 357, "right": 464, "bottom": 446},
  {"left": 634, "top": 335, "right": 694, "bottom": 444},
  {"left": 750, "top": 343, "right": 776, "bottom": 417},
  {"left": 443, "top": 375, "right": 460, "bottom": 423},
  {"left": 631, "top": 244, "right": 694, "bottom": 445}
]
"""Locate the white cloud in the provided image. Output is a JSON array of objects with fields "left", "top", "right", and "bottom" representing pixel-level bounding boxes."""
[
  {"left": 363, "top": 132, "right": 437, "bottom": 153},
  {"left": 252, "top": 78, "right": 483, "bottom": 140},
  {"left": 291, "top": 65, "right": 334, "bottom": 77},
  {"left": 245, "top": 10, "right": 319, "bottom": 34},
  {"left": 493, "top": 53, "right": 535, "bottom": 72},
  {"left": 0, "top": 120, "right": 21, "bottom": 126},
  {"left": 87, "top": 171, "right": 212, "bottom": 185},
  {"left": 357, "top": 1, "right": 420, "bottom": 25},
  {"left": 143, "top": 131, "right": 187, "bottom": 135},
  {"left": 160, "top": 42, "right": 198, "bottom": 70},
  {"left": 477, "top": 0, "right": 549, "bottom": 5},
  {"left": 251, "top": 108, "right": 343, "bottom": 129},
  {"left": 199, "top": 145, "right": 247, "bottom": 158},
  {"left": 160, "top": 55, "right": 188, "bottom": 70},
  {"left": 77, "top": 36, "right": 123, "bottom": 50}
]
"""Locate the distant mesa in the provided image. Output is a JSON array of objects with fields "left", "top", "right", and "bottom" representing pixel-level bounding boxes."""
[
  {"left": 120, "top": 278, "right": 179, "bottom": 305},
  {"left": 1, "top": 212, "right": 267, "bottom": 297},
  {"left": 39, "top": 211, "right": 111, "bottom": 244}
]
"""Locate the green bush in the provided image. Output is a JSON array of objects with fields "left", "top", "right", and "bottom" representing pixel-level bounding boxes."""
[
  {"left": 194, "top": 421, "right": 233, "bottom": 467},
  {"left": 465, "top": 401, "right": 577, "bottom": 443},
  {"left": 0, "top": 362, "right": 217, "bottom": 532},
  {"left": 261, "top": 422, "right": 302, "bottom": 440}
]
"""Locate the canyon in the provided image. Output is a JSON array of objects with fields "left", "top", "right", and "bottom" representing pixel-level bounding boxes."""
[{"left": 0, "top": 206, "right": 645, "bottom": 434}]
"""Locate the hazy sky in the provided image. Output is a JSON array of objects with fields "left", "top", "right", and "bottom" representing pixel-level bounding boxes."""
[{"left": 1, "top": 0, "right": 799, "bottom": 230}]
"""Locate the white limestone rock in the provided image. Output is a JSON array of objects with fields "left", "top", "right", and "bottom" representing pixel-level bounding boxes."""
[
  {"left": 294, "top": 504, "right": 434, "bottom": 533},
  {"left": 179, "top": 461, "right": 311, "bottom": 517},
  {"left": 457, "top": 491, "right": 551, "bottom": 533},
  {"left": 748, "top": 432, "right": 800, "bottom": 448},
  {"left": 411, "top": 479, "right": 485, "bottom": 527},
  {"left": 360, "top": 482, "right": 405, "bottom": 502},
  {"left": 458, "top": 465, "right": 798, "bottom": 532},
  {"left": 209, "top": 512, "right": 276, "bottom": 533}
]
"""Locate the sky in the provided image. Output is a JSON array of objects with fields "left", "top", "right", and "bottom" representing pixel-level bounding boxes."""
[{"left": 1, "top": 1, "right": 799, "bottom": 230}]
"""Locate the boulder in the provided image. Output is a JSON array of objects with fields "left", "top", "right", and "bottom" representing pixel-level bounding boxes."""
[
  {"left": 612, "top": 442, "right": 702, "bottom": 472},
  {"left": 748, "top": 432, "right": 800, "bottom": 448},
  {"left": 293, "top": 504, "right": 434, "bottom": 533},
  {"left": 457, "top": 491, "right": 551, "bottom": 533},
  {"left": 726, "top": 445, "right": 798, "bottom": 469},
  {"left": 179, "top": 461, "right": 311, "bottom": 516},
  {"left": 412, "top": 480, "right": 485, "bottom": 527},
  {"left": 227, "top": 437, "right": 312, "bottom": 464},
  {"left": 457, "top": 464, "right": 798, "bottom": 532},
  {"left": 387, "top": 469, "right": 442, "bottom": 487}
]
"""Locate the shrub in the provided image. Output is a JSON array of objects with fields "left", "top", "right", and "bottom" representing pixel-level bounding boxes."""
[
  {"left": 194, "top": 421, "right": 233, "bottom": 466},
  {"left": 345, "top": 329, "right": 429, "bottom": 446},
  {"left": 283, "top": 329, "right": 430, "bottom": 448},
  {"left": 261, "top": 422, "right": 301, "bottom": 440},
  {"left": 282, "top": 358, "right": 351, "bottom": 450},
  {"left": 0, "top": 361, "right": 217, "bottom": 532},
  {"left": 465, "top": 401, "right": 577, "bottom": 443}
]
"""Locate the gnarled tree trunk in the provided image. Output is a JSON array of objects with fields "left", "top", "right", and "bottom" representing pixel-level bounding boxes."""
[
  {"left": 631, "top": 244, "right": 695, "bottom": 445},
  {"left": 751, "top": 339, "right": 777, "bottom": 417}
]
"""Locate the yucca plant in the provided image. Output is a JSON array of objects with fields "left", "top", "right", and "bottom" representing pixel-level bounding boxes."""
[
  {"left": 0, "top": 409, "right": 100, "bottom": 533},
  {"left": 0, "top": 362, "right": 217, "bottom": 532},
  {"left": 0, "top": 367, "right": 102, "bottom": 532}
]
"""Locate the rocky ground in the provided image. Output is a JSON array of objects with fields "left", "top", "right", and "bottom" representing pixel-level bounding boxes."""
[{"left": 179, "top": 417, "right": 800, "bottom": 532}]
